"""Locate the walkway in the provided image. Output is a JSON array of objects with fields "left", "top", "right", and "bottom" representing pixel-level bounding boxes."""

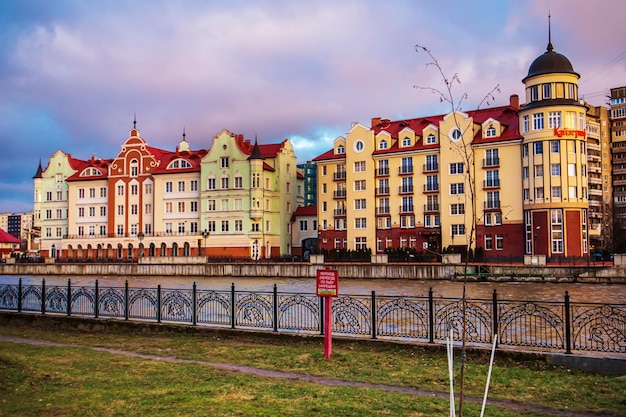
[{"left": 0, "top": 336, "right": 617, "bottom": 417}]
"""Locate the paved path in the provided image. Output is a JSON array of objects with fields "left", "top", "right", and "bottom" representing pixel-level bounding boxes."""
[{"left": 0, "top": 336, "right": 617, "bottom": 417}]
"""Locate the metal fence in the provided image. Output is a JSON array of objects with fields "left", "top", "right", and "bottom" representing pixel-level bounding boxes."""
[{"left": 1, "top": 278, "right": 625, "bottom": 355}]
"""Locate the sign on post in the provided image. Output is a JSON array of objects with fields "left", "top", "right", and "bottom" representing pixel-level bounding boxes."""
[{"left": 316, "top": 268, "right": 338, "bottom": 359}]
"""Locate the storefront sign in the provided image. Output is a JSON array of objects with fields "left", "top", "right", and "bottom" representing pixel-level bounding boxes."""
[{"left": 553, "top": 127, "right": 586, "bottom": 139}]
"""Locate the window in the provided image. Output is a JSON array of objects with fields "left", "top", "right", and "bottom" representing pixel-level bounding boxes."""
[
  {"left": 535, "top": 142, "right": 543, "bottom": 154},
  {"left": 565, "top": 111, "right": 576, "bottom": 128},
  {"left": 550, "top": 141, "right": 560, "bottom": 153},
  {"left": 450, "top": 203, "right": 465, "bottom": 215},
  {"left": 548, "top": 112, "right": 561, "bottom": 129},
  {"left": 522, "top": 143, "right": 528, "bottom": 157},
  {"left": 354, "top": 180, "right": 366, "bottom": 191},
  {"left": 221, "top": 177, "right": 229, "bottom": 189},
  {"left": 485, "top": 149, "right": 498, "bottom": 166},
  {"left": 78, "top": 207, "right": 85, "bottom": 217},
  {"left": 234, "top": 176, "right": 243, "bottom": 189},
  {"left": 190, "top": 222, "right": 198, "bottom": 233},
  {"left": 379, "top": 139, "right": 387, "bottom": 150},
  {"left": 79, "top": 189, "right": 85, "bottom": 199},
  {"left": 355, "top": 218, "right": 367, "bottom": 229},
  {"left": 425, "top": 155, "right": 438, "bottom": 171},
  {"left": 355, "top": 237, "right": 367, "bottom": 250},
  {"left": 496, "top": 234, "right": 504, "bottom": 250},
  {"left": 533, "top": 113, "right": 544, "bottom": 130},
  {"left": 551, "top": 209, "right": 563, "bottom": 253},
  {"left": 485, "top": 126, "right": 496, "bottom": 137},
  {"left": 401, "top": 157, "right": 413, "bottom": 174},
  {"left": 207, "top": 221, "right": 216, "bottom": 232},
  {"left": 568, "top": 186, "right": 578, "bottom": 198},
  {"left": 207, "top": 177, "right": 216, "bottom": 190},
  {"left": 221, "top": 157, "right": 229, "bottom": 168},
  {"left": 299, "top": 220, "right": 308, "bottom": 231},
  {"left": 145, "top": 183, "right": 152, "bottom": 195},
  {"left": 485, "top": 235, "right": 493, "bottom": 250},
  {"left": 207, "top": 199, "right": 216, "bottom": 211},
  {"left": 190, "top": 180, "right": 198, "bottom": 191},
  {"left": 535, "top": 187, "right": 544, "bottom": 200},
  {"left": 221, "top": 220, "right": 229, "bottom": 232},
  {"left": 178, "top": 202, "right": 185, "bottom": 213},
  {"left": 89, "top": 188, "right": 95, "bottom": 198},
  {"left": 401, "top": 177, "right": 413, "bottom": 193},
  {"left": 551, "top": 164, "right": 561, "bottom": 176},
  {"left": 426, "top": 175, "right": 438, "bottom": 192},
  {"left": 130, "top": 159, "right": 139, "bottom": 177},
  {"left": 178, "top": 181, "right": 185, "bottom": 192},
  {"left": 354, "top": 199, "right": 366, "bottom": 210},
  {"left": 131, "top": 205, "right": 138, "bottom": 215},
  {"left": 337, "top": 145, "right": 345, "bottom": 155},
  {"left": 522, "top": 115, "right": 529, "bottom": 133},
  {"left": 450, "top": 183, "right": 464, "bottom": 195},
  {"left": 534, "top": 165, "right": 543, "bottom": 177},
  {"left": 486, "top": 191, "right": 500, "bottom": 209},
  {"left": 178, "top": 223, "right": 185, "bottom": 234},
  {"left": 165, "top": 182, "right": 173, "bottom": 193},
  {"left": 190, "top": 201, "right": 198, "bottom": 212},
  {"left": 523, "top": 188, "right": 530, "bottom": 200},
  {"left": 354, "top": 161, "right": 366, "bottom": 172},
  {"left": 402, "top": 137, "right": 411, "bottom": 147},
  {"left": 118, "top": 205, "right": 124, "bottom": 215},
  {"left": 551, "top": 186, "right": 561, "bottom": 198},
  {"left": 221, "top": 199, "right": 229, "bottom": 211},
  {"left": 377, "top": 159, "right": 389, "bottom": 176},
  {"left": 486, "top": 170, "right": 499, "bottom": 187},
  {"left": 530, "top": 85, "right": 539, "bottom": 101},
  {"left": 46, "top": 191, "right": 52, "bottom": 201},
  {"left": 101, "top": 187, "right": 107, "bottom": 198},
  {"left": 522, "top": 167, "right": 529, "bottom": 179},
  {"left": 543, "top": 83, "right": 551, "bottom": 99},
  {"left": 234, "top": 220, "right": 243, "bottom": 232},
  {"left": 426, "top": 133, "right": 436, "bottom": 144},
  {"left": 567, "top": 163, "right": 576, "bottom": 176},
  {"left": 451, "top": 224, "right": 465, "bottom": 236},
  {"left": 101, "top": 207, "right": 107, "bottom": 216},
  {"left": 449, "top": 162, "right": 464, "bottom": 174}
]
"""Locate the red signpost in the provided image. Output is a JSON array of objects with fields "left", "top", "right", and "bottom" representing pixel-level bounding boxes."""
[{"left": 316, "top": 268, "right": 338, "bottom": 359}]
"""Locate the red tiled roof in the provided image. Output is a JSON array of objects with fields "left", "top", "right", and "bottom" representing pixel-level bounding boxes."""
[
  {"left": 0, "top": 229, "right": 20, "bottom": 244},
  {"left": 291, "top": 205, "right": 317, "bottom": 221}
]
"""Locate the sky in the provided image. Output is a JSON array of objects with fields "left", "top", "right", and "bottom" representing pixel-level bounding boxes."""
[{"left": 1, "top": 0, "right": 625, "bottom": 213}]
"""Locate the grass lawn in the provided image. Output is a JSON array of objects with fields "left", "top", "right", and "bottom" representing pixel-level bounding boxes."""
[{"left": 0, "top": 317, "right": 624, "bottom": 416}]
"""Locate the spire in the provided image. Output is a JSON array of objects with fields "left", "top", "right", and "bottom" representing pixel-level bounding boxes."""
[
  {"left": 182, "top": 127, "right": 186, "bottom": 142},
  {"left": 33, "top": 158, "right": 43, "bottom": 179},
  {"left": 133, "top": 113, "right": 137, "bottom": 129},
  {"left": 248, "top": 134, "right": 265, "bottom": 160},
  {"left": 178, "top": 127, "right": 190, "bottom": 152},
  {"left": 547, "top": 12, "right": 553, "bottom": 52}
]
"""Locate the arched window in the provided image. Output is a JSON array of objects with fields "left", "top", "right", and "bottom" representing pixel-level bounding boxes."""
[
  {"left": 379, "top": 140, "right": 387, "bottom": 150},
  {"left": 130, "top": 159, "right": 139, "bottom": 177}
]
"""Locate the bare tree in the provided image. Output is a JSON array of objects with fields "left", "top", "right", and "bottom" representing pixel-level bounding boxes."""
[{"left": 414, "top": 44, "right": 500, "bottom": 417}]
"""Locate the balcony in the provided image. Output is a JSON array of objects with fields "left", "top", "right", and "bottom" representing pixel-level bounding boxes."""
[
  {"left": 423, "top": 184, "right": 439, "bottom": 193},
  {"left": 376, "top": 167, "right": 389, "bottom": 177},
  {"left": 424, "top": 203, "right": 440, "bottom": 213},
  {"left": 482, "top": 158, "right": 500, "bottom": 168},
  {"left": 422, "top": 163, "right": 439, "bottom": 173},
  {"left": 484, "top": 200, "right": 501, "bottom": 211},
  {"left": 376, "top": 187, "right": 390, "bottom": 196},
  {"left": 399, "top": 205, "right": 414, "bottom": 214},
  {"left": 376, "top": 206, "right": 390, "bottom": 215},
  {"left": 399, "top": 185, "right": 414, "bottom": 194},
  {"left": 399, "top": 166, "right": 413, "bottom": 175},
  {"left": 333, "top": 208, "right": 346, "bottom": 217},
  {"left": 333, "top": 190, "right": 346, "bottom": 199},
  {"left": 333, "top": 171, "right": 346, "bottom": 181},
  {"left": 482, "top": 179, "right": 500, "bottom": 189}
]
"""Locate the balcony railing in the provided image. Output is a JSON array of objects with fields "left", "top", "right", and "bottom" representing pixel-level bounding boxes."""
[
  {"left": 333, "top": 171, "right": 346, "bottom": 181},
  {"left": 376, "top": 206, "right": 390, "bottom": 215},
  {"left": 424, "top": 204, "right": 440, "bottom": 213},
  {"left": 484, "top": 200, "right": 501, "bottom": 210},
  {"left": 422, "top": 163, "right": 439, "bottom": 173},
  {"left": 333, "top": 209, "right": 346, "bottom": 216},
  {"left": 376, "top": 167, "right": 389, "bottom": 177},
  {"left": 399, "top": 166, "right": 413, "bottom": 175},
  {"left": 483, "top": 158, "right": 500, "bottom": 168},
  {"left": 423, "top": 184, "right": 439, "bottom": 193},
  {"left": 483, "top": 179, "right": 501, "bottom": 189},
  {"left": 399, "top": 185, "right": 414, "bottom": 194},
  {"left": 376, "top": 187, "right": 390, "bottom": 196},
  {"left": 399, "top": 205, "right": 414, "bottom": 214}
]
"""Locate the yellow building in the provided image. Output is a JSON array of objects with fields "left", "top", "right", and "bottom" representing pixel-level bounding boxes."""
[
  {"left": 519, "top": 38, "right": 589, "bottom": 257},
  {"left": 314, "top": 96, "right": 524, "bottom": 258},
  {"left": 611, "top": 86, "right": 626, "bottom": 252}
]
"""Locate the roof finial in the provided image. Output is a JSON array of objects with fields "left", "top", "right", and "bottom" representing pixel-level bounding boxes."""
[
  {"left": 133, "top": 113, "right": 137, "bottom": 129},
  {"left": 182, "top": 127, "right": 186, "bottom": 141},
  {"left": 547, "top": 11, "right": 553, "bottom": 52}
]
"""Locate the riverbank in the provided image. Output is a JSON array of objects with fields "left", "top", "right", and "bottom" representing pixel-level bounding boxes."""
[{"left": 1, "top": 261, "right": 625, "bottom": 283}]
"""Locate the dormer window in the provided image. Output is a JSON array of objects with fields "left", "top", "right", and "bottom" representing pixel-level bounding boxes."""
[
  {"left": 402, "top": 137, "right": 411, "bottom": 147},
  {"left": 337, "top": 145, "right": 345, "bottom": 154},
  {"left": 426, "top": 133, "right": 436, "bottom": 144},
  {"left": 379, "top": 140, "right": 388, "bottom": 150},
  {"left": 80, "top": 167, "right": 102, "bottom": 177},
  {"left": 486, "top": 126, "right": 497, "bottom": 138},
  {"left": 167, "top": 159, "right": 192, "bottom": 169}
]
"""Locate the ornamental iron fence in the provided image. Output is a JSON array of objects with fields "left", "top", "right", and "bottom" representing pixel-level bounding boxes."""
[{"left": 0, "top": 278, "right": 625, "bottom": 355}]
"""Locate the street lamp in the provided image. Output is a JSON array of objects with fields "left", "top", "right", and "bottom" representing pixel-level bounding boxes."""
[{"left": 202, "top": 229, "right": 209, "bottom": 258}]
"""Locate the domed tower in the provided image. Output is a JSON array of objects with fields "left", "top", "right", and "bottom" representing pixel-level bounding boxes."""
[{"left": 519, "top": 18, "right": 589, "bottom": 257}]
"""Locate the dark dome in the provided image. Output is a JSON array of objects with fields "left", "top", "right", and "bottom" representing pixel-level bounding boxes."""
[{"left": 525, "top": 42, "right": 579, "bottom": 80}]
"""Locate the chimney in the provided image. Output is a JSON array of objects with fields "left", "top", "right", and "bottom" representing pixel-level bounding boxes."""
[
  {"left": 371, "top": 117, "right": 381, "bottom": 128},
  {"left": 510, "top": 94, "right": 520, "bottom": 109}
]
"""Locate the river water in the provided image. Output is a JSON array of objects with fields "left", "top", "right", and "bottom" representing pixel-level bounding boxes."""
[{"left": 1, "top": 275, "right": 625, "bottom": 304}]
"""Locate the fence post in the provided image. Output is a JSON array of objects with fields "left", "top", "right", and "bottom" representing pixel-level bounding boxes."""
[
  {"left": 192, "top": 282, "right": 197, "bottom": 326},
  {"left": 17, "top": 278, "right": 22, "bottom": 313},
  {"left": 157, "top": 285, "right": 162, "bottom": 323},
  {"left": 428, "top": 287, "right": 434, "bottom": 343},
  {"left": 230, "top": 283, "right": 236, "bottom": 329},
  {"left": 492, "top": 289, "right": 498, "bottom": 346},
  {"left": 273, "top": 284, "right": 278, "bottom": 332},
  {"left": 564, "top": 291, "right": 572, "bottom": 354},
  {"left": 65, "top": 279, "right": 71, "bottom": 316},
  {"left": 41, "top": 278, "right": 46, "bottom": 315},
  {"left": 371, "top": 291, "right": 377, "bottom": 339},
  {"left": 94, "top": 280, "right": 99, "bottom": 318},
  {"left": 124, "top": 280, "right": 129, "bottom": 320}
]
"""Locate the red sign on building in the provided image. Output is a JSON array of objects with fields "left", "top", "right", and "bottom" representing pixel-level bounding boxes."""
[{"left": 316, "top": 268, "right": 338, "bottom": 297}]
